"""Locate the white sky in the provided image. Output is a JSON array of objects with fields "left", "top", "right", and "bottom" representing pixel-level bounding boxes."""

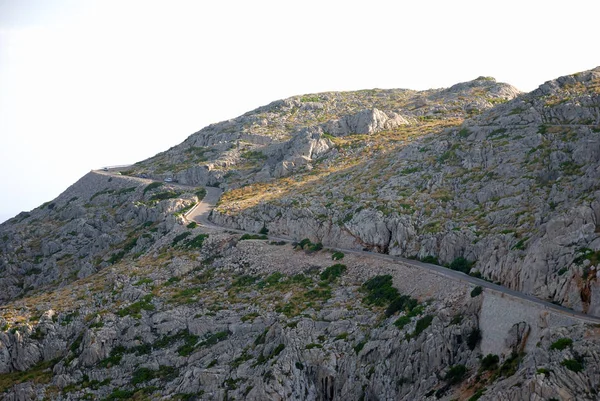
[{"left": 1, "top": 0, "right": 599, "bottom": 223}]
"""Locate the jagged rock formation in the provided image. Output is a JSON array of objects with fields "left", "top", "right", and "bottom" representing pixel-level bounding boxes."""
[{"left": 1, "top": 68, "right": 600, "bottom": 400}]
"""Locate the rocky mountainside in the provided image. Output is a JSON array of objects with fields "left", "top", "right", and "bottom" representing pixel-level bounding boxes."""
[{"left": 1, "top": 68, "right": 600, "bottom": 400}]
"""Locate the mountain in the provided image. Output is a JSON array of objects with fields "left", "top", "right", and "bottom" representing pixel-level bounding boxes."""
[{"left": 1, "top": 68, "right": 600, "bottom": 400}]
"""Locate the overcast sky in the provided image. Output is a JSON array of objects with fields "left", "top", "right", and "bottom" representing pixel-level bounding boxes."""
[{"left": 1, "top": 0, "right": 599, "bottom": 223}]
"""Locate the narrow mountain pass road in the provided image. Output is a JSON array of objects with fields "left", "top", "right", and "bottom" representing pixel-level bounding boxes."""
[{"left": 185, "top": 185, "right": 600, "bottom": 325}]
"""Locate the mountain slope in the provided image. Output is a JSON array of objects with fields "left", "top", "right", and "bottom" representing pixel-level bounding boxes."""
[{"left": 1, "top": 68, "right": 600, "bottom": 400}]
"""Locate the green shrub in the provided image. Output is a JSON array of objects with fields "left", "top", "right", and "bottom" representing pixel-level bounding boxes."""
[
  {"left": 98, "top": 346, "right": 127, "bottom": 368},
  {"left": 394, "top": 315, "right": 411, "bottom": 329},
  {"left": 561, "top": 358, "right": 584, "bottom": 372},
  {"left": 143, "top": 182, "right": 163, "bottom": 194},
  {"left": 123, "top": 237, "right": 138, "bottom": 252},
  {"left": 386, "top": 295, "right": 415, "bottom": 317},
  {"left": 320, "top": 264, "right": 347, "bottom": 282},
  {"left": 499, "top": 352, "right": 524, "bottom": 377},
  {"left": 186, "top": 222, "right": 197, "bottom": 229},
  {"left": 445, "top": 364, "right": 467, "bottom": 384},
  {"left": 308, "top": 242, "right": 323, "bottom": 252},
  {"left": 449, "top": 257, "right": 472, "bottom": 274},
  {"left": 104, "top": 389, "right": 135, "bottom": 401},
  {"left": 470, "top": 286, "right": 483, "bottom": 297},
  {"left": 480, "top": 354, "right": 499, "bottom": 371},
  {"left": 185, "top": 234, "right": 208, "bottom": 249},
  {"left": 361, "top": 275, "right": 399, "bottom": 306},
  {"left": 233, "top": 275, "right": 259, "bottom": 287},
  {"left": 353, "top": 340, "right": 367, "bottom": 354},
  {"left": 149, "top": 191, "right": 180, "bottom": 201},
  {"left": 550, "top": 338, "right": 573, "bottom": 351},
  {"left": 131, "top": 367, "right": 155, "bottom": 384},
  {"left": 107, "top": 251, "right": 125, "bottom": 265},
  {"left": 331, "top": 251, "right": 344, "bottom": 260},
  {"left": 195, "top": 188, "right": 207, "bottom": 201},
  {"left": 241, "top": 150, "right": 267, "bottom": 160},
  {"left": 259, "top": 224, "right": 269, "bottom": 235},
  {"left": 467, "top": 328, "right": 481, "bottom": 350},
  {"left": 257, "top": 272, "right": 284, "bottom": 288},
  {"left": 421, "top": 255, "right": 439, "bottom": 264},
  {"left": 117, "top": 295, "right": 155, "bottom": 318},
  {"left": 131, "top": 365, "right": 178, "bottom": 385},
  {"left": 410, "top": 315, "right": 434, "bottom": 338},
  {"left": 172, "top": 231, "right": 192, "bottom": 245},
  {"left": 295, "top": 238, "right": 323, "bottom": 252},
  {"left": 240, "top": 234, "right": 268, "bottom": 240},
  {"left": 512, "top": 237, "right": 529, "bottom": 250}
]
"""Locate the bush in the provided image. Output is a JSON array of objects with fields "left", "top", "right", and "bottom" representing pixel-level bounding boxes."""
[
  {"left": 449, "top": 257, "right": 472, "bottom": 274},
  {"left": 361, "top": 275, "right": 399, "bottom": 306},
  {"left": 143, "top": 182, "right": 163, "bottom": 194},
  {"left": 240, "top": 234, "right": 268, "bottom": 240},
  {"left": 149, "top": 191, "right": 180, "bottom": 201},
  {"left": 480, "top": 354, "right": 499, "bottom": 371},
  {"left": 172, "top": 231, "right": 191, "bottom": 245},
  {"left": 421, "top": 255, "right": 439, "bottom": 264},
  {"left": 470, "top": 286, "right": 483, "bottom": 297},
  {"left": 394, "top": 315, "right": 411, "bottom": 329},
  {"left": 385, "top": 295, "right": 412, "bottom": 317},
  {"left": 411, "top": 315, "right": 434, "bottom": 338},
  {"left": 550, "top": 338, "right": 573, "bottom": 351},
  {"left": 195, "top": 188, "right": 206, "bottom": 201},
  {"left": 331, "top": 251, "right": 345, "bottom": 260},
  {"left": 295, "top": 238, "right": 322, "bottom": 252},
  {"left": 185, "top": 234, "right": 208, "bottom": 249},
  {"left": 117, "top": 295, "right": 155, "bottom": 318},
  {"left": 186, "top": 222, "right": 197, "bottom": 229},
  {"left": 499, "top": 352, "right": 524, "bottom": 377},
  {"left": 320, "top": 264, "right": 347, "bottom": 282},
  {"left": 105, "top": 389, "right": 135, "bottom": 400},
  {"left": 131, "top": 367, "right": 155, "bottom": 384},
  {"left": 445, "top": 364, "right": 467, "bottom": 384},
  {"left": 467, "top": 328, "right": 481, "bottom": 350},
  {"left": 561, "top": 358, "right": 584, "bottom": 372},
  {"left": 259, "top": 224, "right": 269, "bottom": 235}
]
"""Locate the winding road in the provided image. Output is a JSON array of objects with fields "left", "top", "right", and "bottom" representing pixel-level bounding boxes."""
[{"left": 184, "top": 185, "right": 600, "bottom": 324}]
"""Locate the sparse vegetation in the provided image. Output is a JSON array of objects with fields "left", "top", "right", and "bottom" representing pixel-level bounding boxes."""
[
  {"left": 470, "top": 286, "right": 483, "bottom": 297},
  {"left": 320, "top": 264, "right": 346, "bottom": 282},
  {"left": 550, "top": 338, "right": 573, "bottom": 351}
]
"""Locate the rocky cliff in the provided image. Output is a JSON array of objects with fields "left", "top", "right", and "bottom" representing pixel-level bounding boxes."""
[{"left": 1, "top": 68, "right": 600, "bottom": 400}]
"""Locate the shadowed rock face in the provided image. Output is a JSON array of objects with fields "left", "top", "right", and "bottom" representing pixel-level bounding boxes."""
[{"left": 2, "top": 69, "right": 600, "bottom": 400}]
